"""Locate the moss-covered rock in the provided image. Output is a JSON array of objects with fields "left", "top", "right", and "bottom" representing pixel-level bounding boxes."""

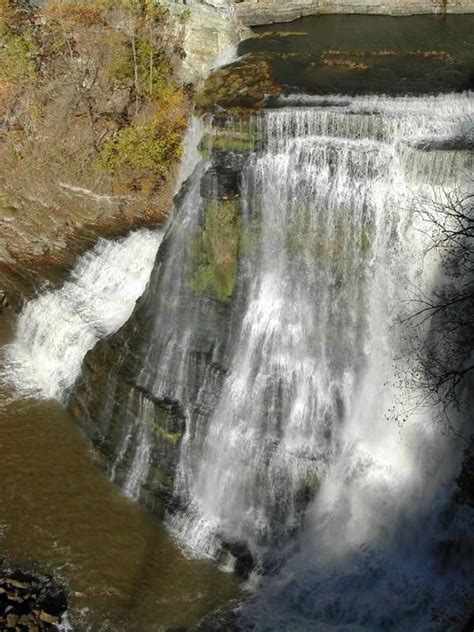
[
  {"left": 190, "top": 198, "right": 241, "bottom": 302},
  {"left": 195, "top": 54, "right": 281, "bottom": 115},
  {"left": 200, "top": 128, "right": 262, "bottom": 157}
]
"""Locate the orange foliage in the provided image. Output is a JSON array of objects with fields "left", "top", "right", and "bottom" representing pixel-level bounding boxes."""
[
  {"left": 43, "top": 0, "right": 106, "bottom": 28},
  {"left": 152, "top": 85, "right": 188, "bottom": 136},
  {"left": 0, "top": 0, "right": 22, "bottom": 26}
]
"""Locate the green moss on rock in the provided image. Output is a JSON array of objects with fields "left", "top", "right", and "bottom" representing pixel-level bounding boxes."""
[
  {"left": 153, "top": 406, "right": 183, "bottom": 446},
  {"left": 190, "top": 199, "right": 240, "bottom": 302},
  {"left": 195, "top": 55, "right": 281, "bottom": 115},
  {"left": 200, "top": 132, "right": 261, "bottom": 156}
]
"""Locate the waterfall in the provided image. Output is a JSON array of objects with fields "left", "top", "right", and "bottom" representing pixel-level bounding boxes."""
[
  {"left": 4, "top": 91, "right": 472, "bottom": 628},
  {"left": 164, "top": 93, "right": 472, "bottom": 566},
  {"left": 165, "top": 93, "right": 472, "bottom": 626},
  {"left": 2, "top": 229, "right": 162, "bottom": 401}
]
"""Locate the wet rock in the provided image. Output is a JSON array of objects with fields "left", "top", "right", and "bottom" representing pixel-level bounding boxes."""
[
  {"left": 38, "top": 610, "right": 59, "bottom": 625},
  {"left": 6, "top": 612, "right": 18, "bottom": 627},
  {"left": 0, "top": 567, "right": 67, "bottom": 631},
  {"left": 69, "top": 159, "right": 239, "bottom": 516},
  {"left": 200, "top": 163, "right": 241, "bottom": 200},
  {"left": 220, "top": 540, "right": 255, "bottom": 579},
  {"left": 0, "top": 291, "right": 10, "bottom": 311}
]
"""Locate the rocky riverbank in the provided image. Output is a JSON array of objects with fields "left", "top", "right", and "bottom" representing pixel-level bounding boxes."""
[{"left": 0, "top": 568, "right": 67, "bottom": 631}]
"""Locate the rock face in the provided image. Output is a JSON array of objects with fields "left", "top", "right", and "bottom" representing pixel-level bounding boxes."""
[
  {"left": 233, "top": 0, "right": 474, "bottom": 25},
  {"left": 69, "top": 141, "right": 247, "bottom": 515},
  {"left": 70, "top": 328, "right": 188, "bottom": 514},
  {"left": 0, "top": 568, "right": 67, "bottom": 631},
  {"left": 164, "top": 1, "right": 248, "bottom": 82}
]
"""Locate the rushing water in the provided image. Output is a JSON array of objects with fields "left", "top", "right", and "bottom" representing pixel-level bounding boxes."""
[
  {"left": 168, "top": 94, "right": 473, "bottom": 568},
  {"left": 229, "top": 96, "right": 474, "bottom": 629},
  {"left": 2, "top": 90, "right": 473, "bottom": 629},
  {"left": 64, "top": 92, "right": 471, "bottom": 628},
  {"left": 1, "top": 230, "right": 162, "bottom": 401}
]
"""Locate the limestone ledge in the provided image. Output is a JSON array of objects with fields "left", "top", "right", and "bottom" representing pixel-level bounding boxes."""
[
  {"left": 233, "top": 0, "right": 474, "bottom": 25},
  {"left": 162, "top": 0, "right": 249, "bottom": 82}
]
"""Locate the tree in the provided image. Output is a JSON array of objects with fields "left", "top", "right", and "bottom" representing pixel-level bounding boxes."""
[
  {"left": 397, "top": 183, "right": 474, "bottom": 438},
  {"left": 113, "top": 0, "right": 170, "bottom": 114}
]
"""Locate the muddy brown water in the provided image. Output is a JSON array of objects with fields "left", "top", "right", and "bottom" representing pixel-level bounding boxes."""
[{"left": 0, "top": 313, "right": 238, "bottom": 631}]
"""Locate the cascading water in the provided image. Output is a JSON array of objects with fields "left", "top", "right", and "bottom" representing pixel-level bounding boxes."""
[
  {"left": 64, "top": 94, "right": 472, "bottom": 586},
  {"left": 167, "top": 93, "right": 473, "bottom": 569},
  {"left": 167, "top": 94, "right": 472, "bottom": 628},
  {"left": 2, "top": 229, "right": 162, "bottom": 401}
]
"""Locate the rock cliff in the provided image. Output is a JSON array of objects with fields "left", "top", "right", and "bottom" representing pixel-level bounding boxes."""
[
  {"left": 0, "top": 0, "right": 189, "bottom": 310},
  {"left": 233, "top": 0, "right": 474, "bottom": 25}
]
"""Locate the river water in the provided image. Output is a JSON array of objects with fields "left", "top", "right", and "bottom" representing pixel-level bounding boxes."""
[{"left": 0, "top": 231, "right": 238, "bottom": 631}]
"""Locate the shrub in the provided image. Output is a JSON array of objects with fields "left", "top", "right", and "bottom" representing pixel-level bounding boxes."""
[
  {"left": 98, "top": 86, "right": 188, "bottom": 185},
  {"left": 0, "top": 26, "right": 38, "bottom": 83}
]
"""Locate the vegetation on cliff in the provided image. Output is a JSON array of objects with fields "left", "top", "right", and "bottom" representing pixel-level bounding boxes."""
[
  {"left": 0, "top": 0, "right": 190, "bottom": 306},
  {"left": 190, "top": 199, "right": 241, "bottom": 302},
  {"left": 195, "top": 55, "right": 281, "bottom": 115},
  {"left": 0, "top": 0, "right": 189, "bottom": 189}
]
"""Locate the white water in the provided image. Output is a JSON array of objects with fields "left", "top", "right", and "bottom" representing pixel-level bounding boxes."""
[
  {"left": 173, "top": 116, "right": 204, "bottom": 194},
  {"left": 165, "top": 94, "right": 473, "bottom": 628},
  {"left": 2, "top": 229, "right": 162, "bottom": 401},
  {"left": 110, "top": 389, "right": 156, "bottom": 501}
]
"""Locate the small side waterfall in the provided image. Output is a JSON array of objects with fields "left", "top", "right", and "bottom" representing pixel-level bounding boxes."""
[{"left": 2, "top": 230, "right": 162, "bottom": 400}]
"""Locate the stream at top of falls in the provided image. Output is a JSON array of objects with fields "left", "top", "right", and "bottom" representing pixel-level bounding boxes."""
[{"left": 1, "top": 91, "right": 473, "bottom": 631}]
